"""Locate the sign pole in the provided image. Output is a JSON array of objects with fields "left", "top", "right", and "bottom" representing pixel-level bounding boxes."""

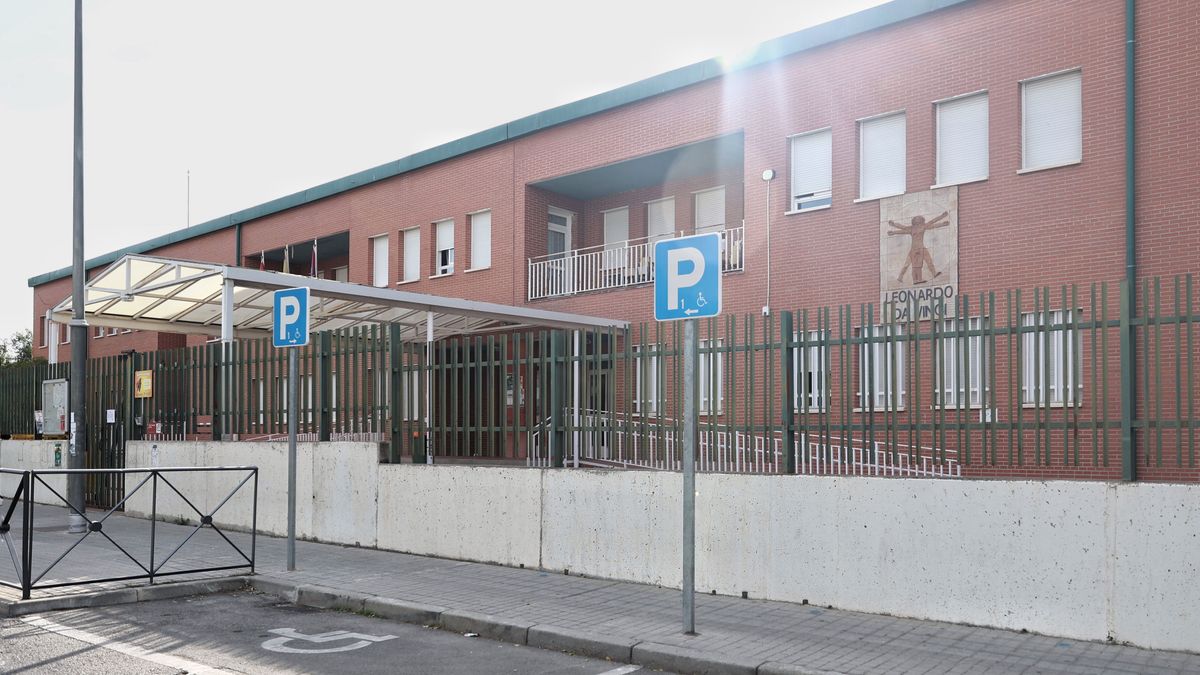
[
  {"left": 682, "top": 317, "right": 697, "bottom": 634},
  {"left": 287, "top": 346, "right": 298, "bottom": 571}
]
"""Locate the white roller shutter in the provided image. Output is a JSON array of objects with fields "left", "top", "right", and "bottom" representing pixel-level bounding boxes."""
[
  {"left": 603, "top": 207, "right": 629, "bottom": 270},
  {"left": 435, "top": 219, "right": 455, "bottom": 275},
  {"left": 647, "top": 198, "right": 674, "bottom": 242},
  {"left": 371, "top": 235, "right": 389, "bottom": 287},
  {"left": 790, "top": 129, "right": 832, "bottom": 210},
  {"left": 937, "top": 92, "right": 989, "bottom": 185},
  {"left": 470, "top": 211, "right": 491, "bottom": 269},
  {"left": 694, "top": 187, "right": 725, "bottom": 233},
  {"left": 402, "top": 228, "right": 419, "bottom": 282},
  {"left": 1023, "top": 70, "right": 1082, "bottom": 170},
  {"left": 859, "top": 112, "right": 906, "bottom": 200}
]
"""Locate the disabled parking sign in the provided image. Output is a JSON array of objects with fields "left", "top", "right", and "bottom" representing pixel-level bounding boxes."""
[
  {"left": 654, "top": 233, "right": 722, "bottom": 322},
  {"left": 272, "top": 287, "right": 310, "bottom": 348}
]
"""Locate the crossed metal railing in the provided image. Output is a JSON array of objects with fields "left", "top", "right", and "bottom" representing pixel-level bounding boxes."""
[{"left": 0, "top": 466, "right": 257, "bottom": 600}]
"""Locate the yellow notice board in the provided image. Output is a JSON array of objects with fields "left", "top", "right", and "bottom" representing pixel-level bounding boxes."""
[{"left": 134, "top": 369, "right": 154, "bottom": 399}]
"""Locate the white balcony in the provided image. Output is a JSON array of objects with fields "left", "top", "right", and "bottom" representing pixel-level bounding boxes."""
[{"left": 528, "top": 225, "right": 744, "bottom": 301}]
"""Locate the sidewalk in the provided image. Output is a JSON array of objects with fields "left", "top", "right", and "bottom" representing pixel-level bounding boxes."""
[{"left": 1, "top": 506, "right": 1197, "bottom": 674}]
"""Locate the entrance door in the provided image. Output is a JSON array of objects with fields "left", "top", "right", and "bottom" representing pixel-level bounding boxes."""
[{"left": 548, "top": 208, "right": 574, "bottom": 295}]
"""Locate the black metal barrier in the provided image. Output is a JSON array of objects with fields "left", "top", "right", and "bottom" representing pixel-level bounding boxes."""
[{"left": 0, "top": 466, "right": 257, "bottom": 599}]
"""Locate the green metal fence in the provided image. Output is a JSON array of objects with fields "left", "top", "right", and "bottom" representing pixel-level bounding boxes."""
[{"left": 2, "top": 276, "right": 1197, "bottom": 484}]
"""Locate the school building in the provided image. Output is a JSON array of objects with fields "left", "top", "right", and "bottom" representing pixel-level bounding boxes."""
[{"left": 23, "top": 0, "right": 1200, "bottom": 482}]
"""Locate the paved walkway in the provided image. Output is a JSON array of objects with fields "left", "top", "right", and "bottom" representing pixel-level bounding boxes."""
[{"left": 1, "top": 505, "right": 1197, "bottom": 674}]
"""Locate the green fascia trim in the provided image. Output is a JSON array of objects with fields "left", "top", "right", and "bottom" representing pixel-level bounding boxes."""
[{"left": 29, "top": 0, "right": 971, "bottom": 289}]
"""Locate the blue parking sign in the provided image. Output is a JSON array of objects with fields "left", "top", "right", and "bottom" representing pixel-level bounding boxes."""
[
  {"left": 654, "top": 233, "right": 722, "bottom": 322},
  {"left": 272, "top": 287, "right": 310, "bottom": 347}
]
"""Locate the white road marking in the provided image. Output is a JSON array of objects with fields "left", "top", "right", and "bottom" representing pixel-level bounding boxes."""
[
  {"left": 597, "top": 666, "right": 642, "bottom": 675},
  {"left": 260, "top": 627, "right": 397, "bottom": 654},
  {"left": 20, "top": 615, "right": 230, "bottom": 674}
]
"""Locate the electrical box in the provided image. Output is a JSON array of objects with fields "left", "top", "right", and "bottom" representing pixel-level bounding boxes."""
[{"left": 42, "top": 378, "right": 69, "bottom": 436}]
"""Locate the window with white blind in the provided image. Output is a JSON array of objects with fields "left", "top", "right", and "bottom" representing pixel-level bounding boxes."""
[
  {"left": 403, "top": 369, "right": 421, "bottom": 421},
  {"left": 936, "top": 92, "right": 989, "bottom": 186},
  {"left": 859, "top": 112, "right": 907, "bottom": 200},
  {"left": 793, "top": 330, "right": 828, "bottom": 412},
  {"left": 333, "top": 266, "right": 349, "bottom": 283},
  {"left": 693, "top": 187, "right": 725, "bottom": 234},
  {"left": 858, "top": 324, "right": 906, "bottom": 410},
  {"left": 602, "top": 207, "right": 629, "bottom": 270},
  {"left": 1022, "top": 70, "right": 1082, "bottom": 171},
  {"left": 789, "top": 129, "right": 832, "bottom": 211},
  {"left": 469, "top": 210, "right": 491, "bottom": 270},
  {"left": 1022, "top": 310, "right": 1081, "bottom": 406},
  {"left": 699, "top": 339, "right": 723, "bottom": 415},
  {"left": 370, "top": 234, "right": 389, "bottom": 287},
  {"left": 434, "top": 219, "right": 455, "bottom": 275},
  {"left": 646, "top": 197, "right": 674, "bottom": 242},
  {"left": 401, "top": 228, "right": 420, "bottom": 282},
  {"left": 633, "top": 344, "right": 659, "bottom": 416},
  {"left": 937, "top": 317, "right": 989, "bottom": 408}
]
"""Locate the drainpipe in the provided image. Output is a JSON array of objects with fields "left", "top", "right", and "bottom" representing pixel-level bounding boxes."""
[
  {"left": 1120, "top": 0, "right": 1137, "bottom": 481},
  {"left": 235, "top": 222, "right": 243, "bottom": 267}
]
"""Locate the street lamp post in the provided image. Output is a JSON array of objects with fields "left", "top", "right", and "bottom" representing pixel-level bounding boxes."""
[{"left": 67, "top": 0, "right": 88, "bottom": 533}]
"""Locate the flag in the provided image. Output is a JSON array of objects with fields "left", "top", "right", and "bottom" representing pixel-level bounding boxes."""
[
  {"left": 310, "top": 238, "right": 318, "bottom": 277},
  {"left": 259, "top": 250, "right": 266, "bottom": 271},
  {"left": 282, "top": 245, "right": 290, "bottom": 274}
]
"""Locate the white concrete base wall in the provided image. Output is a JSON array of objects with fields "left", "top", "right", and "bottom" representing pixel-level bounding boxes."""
[
  {"left": 0, "top": 440, "right": 69, "bottom": 504},
  {"left": 124, "top": 441, "right": 379, "bottom": 547},
  {"left": 112, "top": 442, "right": 1200, "bottom": 652},
  {"left": 377, "top": 464, "right": 541, "bottom": 568}
]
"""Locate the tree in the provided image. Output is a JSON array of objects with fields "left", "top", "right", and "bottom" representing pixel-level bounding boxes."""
[{"left": 0, "top": 329, "right": 36, "bottom": 367}]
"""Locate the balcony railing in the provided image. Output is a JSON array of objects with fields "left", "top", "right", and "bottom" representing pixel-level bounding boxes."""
[{"left": 528, "top": 225, "right": 744, "bottom": 301}]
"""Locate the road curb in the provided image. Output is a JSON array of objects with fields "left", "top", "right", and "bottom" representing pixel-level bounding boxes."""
[
  {"left": 526, "top": 623, "right": 638, "bottom": 663},
  {"left": 0, "top": 576, "right": 249, "bottom": 618},
  {"left": 248, "top": 575, "right": 809, "bottom": 675},
  {"left": 632, "top": 640, "right": 760, "bottom": 675}
]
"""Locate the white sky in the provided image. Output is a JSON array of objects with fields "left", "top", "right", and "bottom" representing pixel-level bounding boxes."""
[{"left": 0, "top": 0, "right": 887, "bottom": 338}]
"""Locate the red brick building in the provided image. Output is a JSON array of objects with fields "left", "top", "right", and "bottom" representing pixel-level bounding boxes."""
[{"left": 26, "top": 0, "right": 1200, "bottom": 479}]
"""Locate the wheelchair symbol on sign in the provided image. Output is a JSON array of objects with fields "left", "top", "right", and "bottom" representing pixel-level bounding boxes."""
[{"left": 261, "top": 628, "right": 397, "bottom": 654}]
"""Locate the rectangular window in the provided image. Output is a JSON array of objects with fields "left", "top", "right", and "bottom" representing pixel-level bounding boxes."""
[
  {"left": 693, "top": 187, "right": 725, "bottom": 234},
  {"left": 789, "top": 129, "right": 832, "bottom": 211},
  {"left": 936, "top": 92, "right": 989, "bottom": 186},
  {"left": 646, "top": 197, "right": 674, "bottom": 243},
  {"left": 95, "top": 326, "right": 104, "bottom": 339},
  {"left": 858, "top": 324, "right": 906, "bottom": 410},
  {"left": 403, "top": 369, "right": 421, "bottom": 421},
  {"left": 370, "top": 234, "right": 389, "bottom": 287},
  {"left": 1022, "top": 310, "right": 1081, "bottom": 406},
  {"left": 109, "top": 327, "right": 118, "bottom": 336},
  {"left": 793, "top": 330, "right": 828, "bottom": 412},
  {"left": 39, "top": 316, "right": 47, "bottom": 348},
  {"left": 333, "top": 266, "right": 349, "bottom": 283},
  {"left": 402, "top": 228, "right": 420, "bottom": 282},
  {"left": 633, "top": 344, "right": 659, "bottom": 416},
  {"left": 602, "top": 207, "right": 629, "bottom": 271},
  {"left": 435, "top": 219, "right": 455, "bottom": 275},
  {"left": 62, "top": 323, "right": 70, "bottom": 344},
  {"left": 937, "top": 317, "right": 989, "bottom": 408},
  {"left": 699, "top": 339, "right": 723, "bottom": 415},
  {"left": 859, "top": 112, "right": 906, "bottom": 200},
  {"left": 469, "top": 210, "right": 491, "bottom": 270},
  {"left": 1022, "top": 70, "right": 1082, "bottom": 171}
]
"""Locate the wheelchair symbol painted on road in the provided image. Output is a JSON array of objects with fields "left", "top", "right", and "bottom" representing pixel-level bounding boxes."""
[{"left": 261, "top": 627, "right": 397, "bottom": 654}]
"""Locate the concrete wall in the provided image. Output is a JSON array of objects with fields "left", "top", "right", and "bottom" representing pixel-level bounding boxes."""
[
  {"left": 124, "top": 440, "right": 379, "bottom": 547},
  {"left": 115, "top": 441, "right": 1199, "bottom": 652},
  {"left": 0, "top": 440, "right": 69, "bottom": 504}
]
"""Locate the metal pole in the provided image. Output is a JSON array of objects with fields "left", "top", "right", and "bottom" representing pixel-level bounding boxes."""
[
  {"left": 572, "top": 330, "right": 580, "bottom": 469},
  {"left": 67, "top": 0, "right": 87, "bottom": 534},
  {"left": 682, "top": 318, "right": 697, "bottom": 634},
  {"left": 287, "top": 347, "right": 298, "bottom": 570}
]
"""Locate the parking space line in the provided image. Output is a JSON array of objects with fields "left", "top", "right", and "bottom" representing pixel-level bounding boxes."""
[{"left": 20, "top": 615, "right": 229, "bottom": 675}]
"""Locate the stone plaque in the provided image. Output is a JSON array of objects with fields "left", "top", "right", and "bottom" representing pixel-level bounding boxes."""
[{"left": 880, "top": 186, "right": 958, "bottom": 321}]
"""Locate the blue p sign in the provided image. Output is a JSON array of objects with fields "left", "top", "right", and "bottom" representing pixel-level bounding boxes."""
[
  {"left": 272, "top": 287, "right": 310, "bottom": 348},
  {"left": 654, "top": 233, "right": 722, "bottom": 322}
]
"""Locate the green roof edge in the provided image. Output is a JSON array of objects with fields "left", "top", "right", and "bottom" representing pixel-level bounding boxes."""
[{"left": 29, "top": 0, "right": 970, "bottom": 288}]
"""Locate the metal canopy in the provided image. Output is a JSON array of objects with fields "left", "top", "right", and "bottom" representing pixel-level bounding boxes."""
[{"left": 50, "top": 254, "right": 627, "bottom": 341}]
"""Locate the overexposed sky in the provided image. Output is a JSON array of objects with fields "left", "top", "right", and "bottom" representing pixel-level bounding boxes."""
[{"left": 0, "top": 0, "right": 887, "bottom": 338}]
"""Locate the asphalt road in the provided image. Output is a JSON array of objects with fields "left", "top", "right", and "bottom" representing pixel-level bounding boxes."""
[{"left": 0, "top": 590, "right": 654, "bottom": 674}]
